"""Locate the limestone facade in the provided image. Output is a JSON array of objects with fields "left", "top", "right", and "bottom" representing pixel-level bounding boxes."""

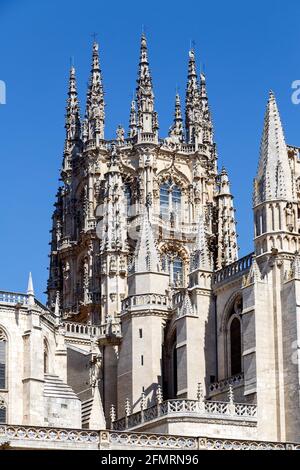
[{"left": 1, "top": 35, "right": 300, "bottom": 446}]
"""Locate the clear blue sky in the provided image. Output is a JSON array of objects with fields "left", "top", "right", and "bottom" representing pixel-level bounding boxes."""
[{"left": 0, "top": 0, "right": 300, "bottom": 301}]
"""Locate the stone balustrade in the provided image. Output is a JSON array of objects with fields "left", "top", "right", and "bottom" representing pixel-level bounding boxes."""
[
  {"left": 0, "top": 291, "right": 28, "bottom": 305},
  {"left": 63, "top": 321, "right": 121, "bottom": 339},
  {"left": 213, "top": 253, "right": 254, "bottom": 285},
  {"left": 121, "top": 294, "right": 170, "bottom": 312},
  {"left": 112, "top": 398, "right": 258, "bottom": 432},
  {"left": 1, "top": 425, "right": 298, "bottom": 450}
]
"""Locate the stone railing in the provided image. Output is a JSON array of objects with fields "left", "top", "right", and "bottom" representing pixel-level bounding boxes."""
[
  {"left": 213, "top": 253, "right": 254, "bottom": 285},
  {"left": 0, "top": 291, "right": 28, "bottom": 305},
  {"left": 0, "top": 291, "right": 50, "bottom": 314},
  {"left": 1, "top": 425, "right": 299, "bottom": 450},
  {"left": 122, "top": 294, "right": 170, "bottom": 312},
  {"left": 0, "top": 424, "right": 99, "bottom": 450},
  {"left": 209, "top": 373, "right": 244, "bottom": 395},
  {"left": 112, "top": 398, "right": 257, "bottom": 431},
  {"left": 63, "top": 321, "right": 121, "bottom": 339}
]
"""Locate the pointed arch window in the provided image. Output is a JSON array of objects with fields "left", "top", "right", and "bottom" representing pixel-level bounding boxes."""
[
  {"left": 44, "top": 340, "right": 49, "bottom": 374},
  {"left": 0, "top": 329, "right": 7, "bottom": 390},
  {"left": 161, "top": 253, "right": 183, "bottom": 287},
  {"left": 230, "top": 317, "right": 242, "bottom": 375},
  {"left": 227, "top": 298, "right": 242, "bottom": 377},
  {"left": 160, "top": 180, "right": 181, "bottom": 218}
]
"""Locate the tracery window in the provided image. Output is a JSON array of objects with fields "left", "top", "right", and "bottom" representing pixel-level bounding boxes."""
[
  {"left": 160, "top": 179, "right": 181, "bottom": 219},
  {"left": 161, "top": 253, "right": 184, "bottom": 286},
  {"left": 0, "top": 329, "right": 7, "bottom": 390}
]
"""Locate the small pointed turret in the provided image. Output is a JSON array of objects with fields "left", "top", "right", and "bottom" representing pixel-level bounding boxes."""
[
  {"left": 178, "top": 290, "right": 194, "bottom": 317},
  {"left": 254, "top": 91, "right": 293, "bottom": 204},
  {"left": 192, "top": 213, "right": 212, "bottom": 270},
  {"left": 134, "top": 212, "right": 160, "bottom": 272},
  {"left": 85, "top": 42, "right": 105, "bottom": 143},
  {"left": 65, "top": 66, "right": 81, "bottom": 142},
  {"left": 185, "top": 49, "right": 201, "bottom": 144},
  {"left": 199, "top": 72, "right": 213, "bottom": 144},
  {"left": 216, "top": 167, "right": 238, "bottom": 268},
  {"left": 135, "top": 33, "right": 158, "bottom": 139},
  {"left": 168, "top": 93, "right": 184, "bottom": 143},
  {"left": 62, "top": 66, "right": 81, "bottom": 180},
  {"left": 128, "top": 100, "right": 137, "bottom": 138},
  {"left": 27, "top": 272, "right": 35, "bottom": 307}
]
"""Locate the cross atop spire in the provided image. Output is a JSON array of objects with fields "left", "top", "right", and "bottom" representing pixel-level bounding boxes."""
[
  {"left": 254, "top": 91, "right": 293, "bottom": 204},
  {"left": 135, "top": 33, "right": 158, "bottom": 139},
  {"left": 84, "top": 41, "right": 105, "bottom": 142},
  {"left": 185, "top": 49, "right": 201, "bottom": 144}
]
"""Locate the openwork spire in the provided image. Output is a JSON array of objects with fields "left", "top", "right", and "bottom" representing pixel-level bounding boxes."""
[
  {"left": 61, "top": 66, "right": 81, "bottom": 180},
  {"left": 85, "top": 42, "right": 105, "bottom": 142},
  {"left": 134, "top": 212, "right": 160, "bottom": 273},
  {"left": 65, "top": 66, "right": 81, "bottom": 142},
  {"left": 135, "top": 33, "right": 158, "bottom": 137},
  {"left": 185, "top": 49, "right": 201, "bottom": 144},
  {"left": 168, "top": 93, "right": 183, "bottom": 142},
  {"left": 199, "top": 72, "right": 213, "bottom": 144},
  {"left": 254, "top": 91, "right": 293, "bottom": 205},
  {"left": 216, "top": 167, "right": 238, "bottom": 268}
]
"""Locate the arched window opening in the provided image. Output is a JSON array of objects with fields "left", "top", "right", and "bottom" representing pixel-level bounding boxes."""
[
  {"left": 0, "top": 399, "right": 6, "bottom": 424},
  {"left": 230, "top": 317, "right": 242, "bottom": 376},
  {"left": 160, "top": 182, "right": 170, "bottom": 218},
  {"left": 159, "top": 179, "right": 181, "bottom": 219},
  {"left": 0, "top": 329, "right": 7, "bottom": 390},
  {"left": 173, "top": 257, "right": 183, "bottom": 286},
  {"left": 161, "top": 252, "right": 184, "bottom": 287},
  {"left": 44, "top": 340, "right": 49, "bottom": 374}
]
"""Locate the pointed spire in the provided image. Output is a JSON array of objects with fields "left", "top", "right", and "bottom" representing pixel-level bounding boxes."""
[
  {"left": 135, "top": 33, "right": 158, "bottom": 137},
  {"left": 134, "top": 212, "right": 160, "bottom": 273},
  {"left": 85, "top": 42, "right": 105, "bottom": 142},
  {"left": 65, "top": 66, "right": 81, "bottom": 142},
  {"left": 185, "top": 49, "right": 201, "bottom": 144},
  {"left": 128, "top": 100, "right": 137, "bottom": 138},
  {"left": 193, "top": 213, "right": 212, "bottom": 270},
  {"left": 199, "top": 72, "right": 213, "bottom": 144},
  {"left": 254, "top": 91, "right": 293, "bottom": 204},
  {"left": 27, "top": 272, "right": 35, "bottom": 306},
  {"left": 178, "top": 290, "right": 195, "bottom": 317},
  {"left": 168, "top": 93, "right": 183, "bottom": 142},
  {"left": 61, "top": 66, "right": 81, "bottom": 180}
]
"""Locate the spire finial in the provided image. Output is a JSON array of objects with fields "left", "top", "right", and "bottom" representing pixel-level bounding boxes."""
[
  {"left": 84, "top": 41, "right": 105, "bottom": 142},
  {"left": 135, "top": 32, "right": 158, "bottom": 138},
  {"left": 168, "top": 92, "right": 183, "bottom": 142},
  {"left": 27, "top": 272, "right": 35, "bottom": 306}
]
